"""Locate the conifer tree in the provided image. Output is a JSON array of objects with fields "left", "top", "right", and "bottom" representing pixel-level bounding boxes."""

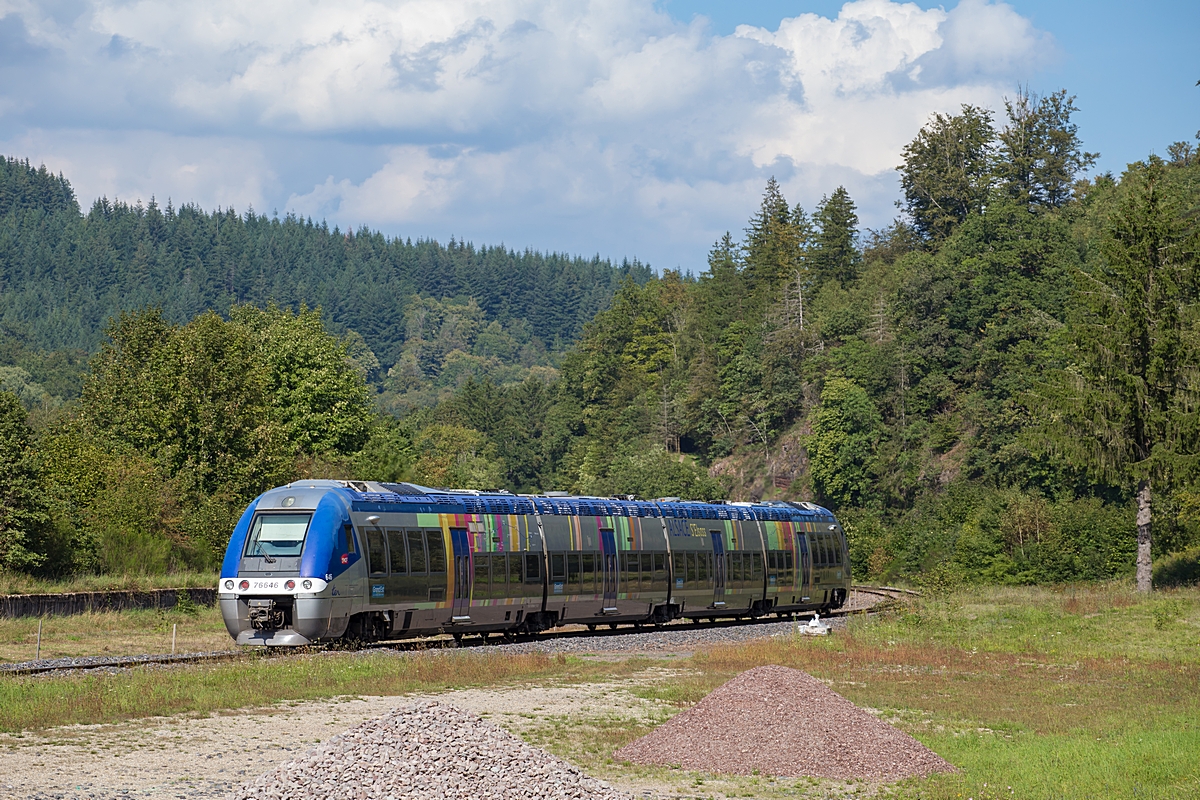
[
  {"left": 811, "top": 187, "right": 860, "bottom": 286},
  {"left": 1038, "top": 157, "right": 1200, "bottom": 591}
]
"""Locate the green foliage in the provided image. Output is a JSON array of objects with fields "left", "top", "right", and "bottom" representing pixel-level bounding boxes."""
[
  {"left": 810, "top": 187, "right": 861, "bottom": 286},
  {"left": 0, "top": 391, "right": 49, "bottom": 571},
  {"left": 898, "top": 105, "right": 996, "bottom": 240},
  {"left": 806, "top": 377, "right": 881, "bottom": 508},
  {"left": 1153, "top": 546, "right": 1200, "bottom": 587}
]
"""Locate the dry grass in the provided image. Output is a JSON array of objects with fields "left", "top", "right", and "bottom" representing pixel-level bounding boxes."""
[
  {"left": 0, "top": 605, "right": 231, "bottom": 664},
  {"left": 0, "top": 650, "right": 651, "bottom": 734},
  {"left": 0, "top": 571, "right": 218, "bottom": 595}
]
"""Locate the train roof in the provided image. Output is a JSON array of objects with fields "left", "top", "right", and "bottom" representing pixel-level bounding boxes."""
[{"left": 288, "top": 480, "right": 837, "bottom": 523}]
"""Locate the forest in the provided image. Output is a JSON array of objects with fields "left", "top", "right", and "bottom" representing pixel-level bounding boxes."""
[{"left": 1, "top": 88, "right": 1198, "bottom": 589}]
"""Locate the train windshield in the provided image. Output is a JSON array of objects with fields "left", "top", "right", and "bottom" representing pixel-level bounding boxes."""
[{"left": 244, "top": 514, "right": 312, "bottom": 558}]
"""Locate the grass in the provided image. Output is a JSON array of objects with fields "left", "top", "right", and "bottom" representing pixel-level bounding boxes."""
[
  {"left": 0, "top": 649, "right": 649, "bottom": 734},
  {"left": 1, "top": 582, "right": 1197, "bottom": 799},
  {"left": 0, "top": 570, "right": 218, "bottom": 595},
  {"left": 0, "top": 604, "right": 232, "bottom": 664}
]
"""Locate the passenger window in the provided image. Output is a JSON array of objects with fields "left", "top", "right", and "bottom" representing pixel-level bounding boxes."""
[
  {"left": 387, "top": 530, "right": 407, "bottom": 574},
  {"left": 509, "top": 553, "right": 523, "bottom": 586},
  {"left": 641, "top": 553, "right": 653, "bottom": 587},
  {"left": 551, "top": 553, "right": 566, "bottom": 581},
  {"left": 344, "top": 524, "right": 356, "bottom": 554},
  {"left": 653, "top": 553, "right": 666, "bottom": 583},
  {"left": 525, "top": 554, "right": 542, "bottom": 582},
  {"left": 581, "top": 553, "right": 596, "bottom": 593},
  {"left": 730, "top": 552, "right": 743, "bottom": 584},
  {"left": 426, "top": 531, "right": 446, "bottom": 573},
  {"left": 407, "top": 530, "right": 427, "bottom": 574},
  {"left": 568, "top": 553, "right": 581, "bottom": 593},
  {"left": 751, "top": 552, "right": 763, "bottom": 580},
  {"left": 366, "top": 530, "right": 387, "bottom": 577},
  {"left": 833, "top": 536, "right": 843, "bottom": 566},
  {"left": 475, "top": 555, "right": 490, "bottom": 597},
  {"left": 686, "top": 552, "right": 698, "bottom": 587},
  {"left": 491, "top": 555, "right": 508, "bottom": 596},
  {"left": 697, "top": 552, "right": 709, "bottom": 585}
]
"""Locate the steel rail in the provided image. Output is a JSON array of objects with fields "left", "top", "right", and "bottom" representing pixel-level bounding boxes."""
[{"left": 2, "top": 585, "right": 909, "bottom": 677}]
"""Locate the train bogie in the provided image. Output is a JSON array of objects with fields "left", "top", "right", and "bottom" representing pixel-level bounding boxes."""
[{"left": 217, "top": 482, "right": 852, "bottom": 646}]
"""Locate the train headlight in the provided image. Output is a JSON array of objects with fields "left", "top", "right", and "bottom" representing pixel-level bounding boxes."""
[
  {"left": 302, "top": 580, "right": 312, "bottom": 590},
  {"left": 285, "top": 580, "right": 295, "bottom": 590},
  {"left": 239, "top": 579, "right": 250, "bottom": 591},
  {"left": 224, "top": 580, "right": 234, "bottom": 590}
]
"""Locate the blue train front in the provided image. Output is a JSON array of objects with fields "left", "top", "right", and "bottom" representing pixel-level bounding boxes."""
[{"left": 218, "top": 480, "right": 851, "bottom": 646}]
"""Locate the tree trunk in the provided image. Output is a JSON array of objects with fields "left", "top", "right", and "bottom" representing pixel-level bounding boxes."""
[{"left": 1136, "top": 479, "right": 1152, "bottom": 593}]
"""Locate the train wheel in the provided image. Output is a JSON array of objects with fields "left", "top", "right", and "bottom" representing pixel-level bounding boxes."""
[
  {"left": 587, "top": 624, "right": 597, "bottom": 631},
  {"left": 608, "top": 622, "right": 618, "bottom": 630},
  {"left": 480, "top": 631, "right": 490, "bottom": 643},
  {"left": 452, "top": 633, "right": 464, "bottom": 647}
]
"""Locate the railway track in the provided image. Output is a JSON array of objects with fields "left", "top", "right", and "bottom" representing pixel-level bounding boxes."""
[{"left": 1, "top": 585, "right": 915, "bottom": 677}]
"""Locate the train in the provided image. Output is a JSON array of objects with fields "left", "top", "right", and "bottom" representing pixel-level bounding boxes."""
[{"left": 218, "top": 480, "right": 851, "bottom": 646}]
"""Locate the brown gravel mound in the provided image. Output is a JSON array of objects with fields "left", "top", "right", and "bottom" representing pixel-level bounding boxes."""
[{"left": 614, "top": 665, "right": 955, "bottom": 781}]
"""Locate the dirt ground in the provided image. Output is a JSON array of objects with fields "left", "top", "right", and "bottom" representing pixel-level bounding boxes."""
[{"left": 0, "top": 668, "right": 700, "bottom": 800}]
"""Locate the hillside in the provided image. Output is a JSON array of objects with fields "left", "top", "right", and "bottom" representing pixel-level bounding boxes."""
[{"left": 0, "top": 156, "right": 651, "bottom": 409}]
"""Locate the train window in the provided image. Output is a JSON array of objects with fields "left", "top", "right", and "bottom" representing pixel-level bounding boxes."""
[
  {"left": 641, "top": 553, "right": 653, "bottom": 586},
  {"left": 784, "top": 550, "right": 794, "bottom": 584},
  {"left": 653, "top": 553, "right": 666, "bottom": 586},
  {"left": 581, "top": 553, "right": 596, "bottom": 593},
  {"left": 245, "top": 514, "right": 312, "bottom": 558},
  {"left": 407, "top": 530, "right": 427, "bottom": 574},
  {"left": 685, "top": 552, "right": 698, "bottom": 588},
  {"left": 366, "top": 530, "right": 387, "bottom": 577},
  {"left": 475, "top": 555, "right": 490, "bottom": 598},
  {"left": 551, "top": 553, "right": 566, "bottom": 581},
  {"left": 567, "top": 553, "right": 581, "bottom": 594},
  {"left": 697, "top": 552, "right": 709, "bottom": 586},
  {"left": 672, "top": 552, "right": 685, "bottom": 588},
  {"left": 492, "top": 555, "right": 508, "bottom": 597},
  {"left": 821, "top": 536, "right": 832, "bottom": 568},
  {"left": 621, "top": 553, "right": 637, "bottom": 591},
  {"left": 729, "top": 552, "right": 742, "bottom": 586},
  {"left": 426, "top": 532, "right": 446, "bottom": 573},
  {"left": 387, "top": 530, "right": 407, "bottom": 574},
  {"left": 834, "top": 537, "right": 844, "bottom": 566},
  {"left": 751, "top": 552, "right": 763, "bottom": 581},
  {"left": 525, "top": 554, "right": 542, "bottom": 583},
  {"left": 344, "top": 524, "right": 356, "bottom": 554}
]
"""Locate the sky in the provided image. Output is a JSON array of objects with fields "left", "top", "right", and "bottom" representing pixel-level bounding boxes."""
[{"left": 1, "top": 0, "right": 1196, "bottom": 272}]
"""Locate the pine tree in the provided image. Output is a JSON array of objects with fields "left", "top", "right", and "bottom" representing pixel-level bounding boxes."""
[
  {"left": 1037, "top": 157, "right": 1200, "bottom": 591},
  {"left": 811, "top": 187, "right": 860, "bottom": 286}
]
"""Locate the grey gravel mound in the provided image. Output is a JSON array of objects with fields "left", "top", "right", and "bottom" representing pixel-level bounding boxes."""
[
  {"left": 227, "top": 701, "right": 630, "bottom": 800},
  {"left": 614, "top": 664, "right": 955, "bottom": 781}
]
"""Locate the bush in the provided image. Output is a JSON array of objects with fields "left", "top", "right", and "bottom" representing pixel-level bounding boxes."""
[{"left": 1153, "top": 546, "right": 1200, "bottom": 588}]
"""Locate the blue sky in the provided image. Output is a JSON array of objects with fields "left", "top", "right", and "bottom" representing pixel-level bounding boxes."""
[{"left": 2, "top": 1, "right": 1196, "bottom": 272}]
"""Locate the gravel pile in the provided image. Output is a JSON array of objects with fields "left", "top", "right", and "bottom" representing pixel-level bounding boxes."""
[
  {"left": 227, "top": 701, "right": 630, "bottom": 800},
  {"left": 614, "top": 664, "right": 955, "bottom": 781}
]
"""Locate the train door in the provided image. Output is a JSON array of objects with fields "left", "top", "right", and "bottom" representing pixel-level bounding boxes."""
[
  {"left": 710, "top": 530, "right": 726, "bottom": 607},
  {"left": 600, "top": 528, "right": 618, "bottom": 612},
  {"left": 797, "top": 532, "right": 811, "bottom": 600},
  {"left": 451, "top": 528, "right": 471, "bottom": 622}
]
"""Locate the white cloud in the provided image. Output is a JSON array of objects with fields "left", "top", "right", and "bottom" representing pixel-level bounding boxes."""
[{"left": 0, "top": 0, "right": 1055, "bottom": 269}]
